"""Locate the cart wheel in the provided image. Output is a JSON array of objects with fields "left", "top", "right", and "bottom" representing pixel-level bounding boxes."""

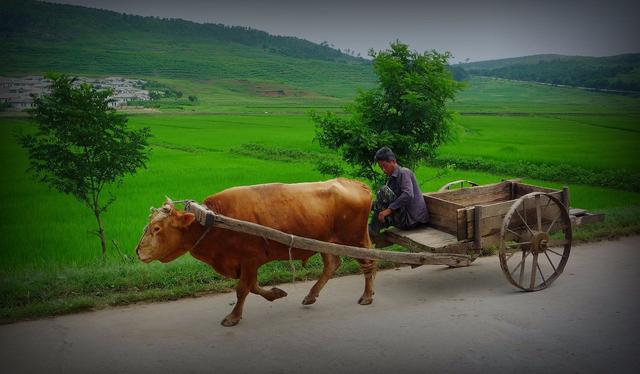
[
  {"left": 438, "top": 180, "right": 479, "bottom": 192},
  {"left": 499, "top": 192, "right": 572, "bottom": 291}
]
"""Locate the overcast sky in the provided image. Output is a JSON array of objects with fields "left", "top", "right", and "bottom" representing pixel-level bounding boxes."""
[{"left": 50, "top": 0, "right": 640, "bottom": 63}]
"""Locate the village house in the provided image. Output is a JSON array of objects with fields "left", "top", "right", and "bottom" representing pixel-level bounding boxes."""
[{"left": 0, "top": 76, "right": 150, "bottom": 111}]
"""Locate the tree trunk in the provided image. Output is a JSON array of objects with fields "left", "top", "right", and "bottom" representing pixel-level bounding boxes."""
[{"left": 94, "top": 210, "right": 107, "bottom": 262}]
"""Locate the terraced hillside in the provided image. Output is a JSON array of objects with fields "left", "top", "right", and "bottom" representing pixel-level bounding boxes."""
[{"left": 0, "top": 0, "right": 375, "bottom": 97}]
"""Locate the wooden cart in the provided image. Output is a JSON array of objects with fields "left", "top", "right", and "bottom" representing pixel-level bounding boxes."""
[
  {"left": 184, "top": 179, "right": 604, "bottom": 292},
  {"left": 381, "top": 179, "right": 603, "bottom": 290}
]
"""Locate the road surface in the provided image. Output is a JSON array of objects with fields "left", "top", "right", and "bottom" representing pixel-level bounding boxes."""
[{"left": 1, "top": 236, "right": 639, "bottom": 373}]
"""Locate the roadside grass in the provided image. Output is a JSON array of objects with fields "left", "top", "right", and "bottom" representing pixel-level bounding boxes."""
[{"left": 0, "top": 253, "right": 403, "bottom": 323}]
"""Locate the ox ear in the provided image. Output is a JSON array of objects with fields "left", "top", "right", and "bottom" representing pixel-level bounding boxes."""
[{"left": 172, "top": 212, "right": 196, "bottom": 228}]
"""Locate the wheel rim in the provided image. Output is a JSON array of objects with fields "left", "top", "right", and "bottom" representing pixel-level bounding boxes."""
[
  {"left": 438, "top": 180, "right": 479, "bottom": 192},
  {"left": 499, "top": 192, "right": 572, "bottom": 291}
]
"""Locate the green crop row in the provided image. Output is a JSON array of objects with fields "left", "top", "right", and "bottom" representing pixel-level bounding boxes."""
[{"left": 433, "top": 156, "right": 640, "bottom": 192}]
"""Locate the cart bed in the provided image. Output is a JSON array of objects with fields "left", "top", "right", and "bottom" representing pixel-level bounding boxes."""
[
  {"left": 381, "top": 179, "right": 603, "bottom": 253},
  {"left": 384, "top": 226, "right": 472, "bottom": 254}
]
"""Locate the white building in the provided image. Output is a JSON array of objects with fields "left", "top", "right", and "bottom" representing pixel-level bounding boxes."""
[{"left": 0, "top": 76, "right": 149, "bottom": 111}]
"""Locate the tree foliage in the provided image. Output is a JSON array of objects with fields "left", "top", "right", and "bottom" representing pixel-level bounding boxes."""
[
  {"left": 17, "top": 74, "right": 151, "bottom": 260},
  {"left": 312, "top": 41, "right": 464, "bottom": 184}
]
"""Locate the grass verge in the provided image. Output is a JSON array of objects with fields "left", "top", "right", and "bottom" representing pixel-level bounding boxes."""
[
  {"left": 2, "top": 205, "right": 638, "bottom": 324},
  {"left": 0, "top": 252, "right": 401, "bottom": 324}
]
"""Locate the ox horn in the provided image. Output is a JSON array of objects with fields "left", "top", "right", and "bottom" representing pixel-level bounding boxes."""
[{"left": 163, "top": 196, "right": 175, "bottom": 213}]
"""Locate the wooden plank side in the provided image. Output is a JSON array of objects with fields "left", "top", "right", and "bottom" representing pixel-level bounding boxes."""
[
  {"left": 479, "top": 198, "right": 564, "bottom": 237},
  {"left": 425, "top": 195, "right": 462, "bottom": 235},
  {"left": 479, "top": 190, "right": 563, "bottom": 219},
  {"left": 456, "top": 208, "right": 468, "bottom": 241},
  {"left": 454, "top": 190, "right": 511, "bottom": 207},
  {"left": 465, "top": 207, "right": 475, "bottom": 239},
  {"left": 426, "top": 180, "right": 513, "bottom": 205},
  {"left": 429, "top": 214, "right": 458, "bottom": 235}
]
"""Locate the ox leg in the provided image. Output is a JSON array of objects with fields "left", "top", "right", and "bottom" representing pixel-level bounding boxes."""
[
  {"left": 356, "top": 259, "right": 376, "bottom": 305},
  {"left": 251, "top": 280, "right": 288, "bottom": 302},
  {"left": 302, "top": 254, "right": 341, "bottom": 305},
  {"left": 221, "top": 265, "right": 256, "bottom": 327}
]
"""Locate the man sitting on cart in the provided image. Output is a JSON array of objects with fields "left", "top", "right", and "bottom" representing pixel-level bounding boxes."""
[{"left": 369, "top": 147, "right": 430, "bottom": 239}]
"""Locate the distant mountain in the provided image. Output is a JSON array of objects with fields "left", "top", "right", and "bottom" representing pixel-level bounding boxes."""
[
  {"left": 458, "top": 54, "right": 640, "bottom": 92},
  {"left": 0, "top": 0, "right": 375, "bottom": 97},
  {"left": 459, "top": 54, "right": 572, "bottom": 71}
]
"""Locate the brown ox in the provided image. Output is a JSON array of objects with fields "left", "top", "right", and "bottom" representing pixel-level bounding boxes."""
[{"left": 136, "top": 178, "right": 376, "bottom": 326}]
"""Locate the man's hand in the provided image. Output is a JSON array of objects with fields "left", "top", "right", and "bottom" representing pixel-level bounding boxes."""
[{"left": 378, "top": 208, "right": 393, "bottom": 222}]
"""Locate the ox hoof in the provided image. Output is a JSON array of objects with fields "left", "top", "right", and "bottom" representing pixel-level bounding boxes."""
[
  {"left": 358, "top": 296, "right": 374, "bottom": 305},
  {"left": 221, "top": 315, "right": 241, "bottom": 327},
  {"left": 301, "top": 295, "right": 317, "bottom": 305},
  {"left": 270, "top": 287, "right": 288, "bottom": 299}
]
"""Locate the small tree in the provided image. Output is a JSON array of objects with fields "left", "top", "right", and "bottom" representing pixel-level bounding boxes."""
[
  {"left": 18, "top": 74, "right": 151, "bottom": 261},
  {"left": 312, "top": 41, "right": 464, "bottom": 185}
]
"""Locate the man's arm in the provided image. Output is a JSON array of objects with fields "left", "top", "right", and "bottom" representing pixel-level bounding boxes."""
[{"left": 388, "top": 170, "right": 414, "bottom": 211}]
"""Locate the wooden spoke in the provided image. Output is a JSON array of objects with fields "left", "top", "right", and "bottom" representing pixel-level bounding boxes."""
[
  {"left": 506, "top": 228, "right": 523, "bottom": 238},
  {"left": 547, "top": 239, "right": 568, "bottom": 247},
  {"left": 536, "top": 195, "right": 542, "bottom": 231},
  {"left": 536, "top": 263, "right": 547, "bottom": 285},
  {"left": 542, "top": 197, "right": 552, "bottom": 214},
  {"left": 546, "top": 214, "right": 561, "bottom": 234},
  {"left": 499, "top": 192, "right": 572, "bottom": 292},
  {"left": 544, "top": 251, "right": 557, "bottom": 273},
  {"left": 518, "top": 251, "right": 528, "bottom": 285},
  {"left": 505, "top": 241, "right": 531, "bottom": 248},
  {"left": 547, "top": 248, "right": 565, "bottom": 257},
  {"left": 516, "top": 208, "right": 535, "bottom": 235},
  {"left": 511, "top": 250, "right": 529, "bottom": 278},
  {"left": 529, "top": 253, "right": 539, "bottom": 288}
]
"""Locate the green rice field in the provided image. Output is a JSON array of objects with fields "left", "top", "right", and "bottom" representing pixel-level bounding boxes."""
[{"left": 1, "top": 76, "right": 639, "bottom": 321}]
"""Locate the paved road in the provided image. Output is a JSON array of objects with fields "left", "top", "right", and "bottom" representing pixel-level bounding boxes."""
[{"left": 1, "top": 237, "right": 639, "bottom": 373}]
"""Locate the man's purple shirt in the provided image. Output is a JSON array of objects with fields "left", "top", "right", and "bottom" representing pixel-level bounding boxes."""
[{"left": 387, "top": 165, "right": 429, "bottom": 226}]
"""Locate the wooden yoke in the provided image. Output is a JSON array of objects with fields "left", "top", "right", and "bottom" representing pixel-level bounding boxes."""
[{"left": 182, "top": 200, "right": 472, "bottom": 267}]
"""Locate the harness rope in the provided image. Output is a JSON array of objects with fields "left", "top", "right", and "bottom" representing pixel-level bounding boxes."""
[
  {"left": 141, "top": 199, "right": 300, "bottom": 285},
  {"left": 138, "top": 200, "right": 214, "bottom": 253},
  {"left": 287, "top": 234, "right": 296, "bottom": 286}
]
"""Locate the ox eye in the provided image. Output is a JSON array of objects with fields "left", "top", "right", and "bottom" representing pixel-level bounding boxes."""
[{"left": 152, "top": 226, "right": 161, "bottom": 234}]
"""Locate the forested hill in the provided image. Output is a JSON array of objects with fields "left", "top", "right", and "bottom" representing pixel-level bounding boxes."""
[
  {"left": 0, "top": 0, "right": 374, "bottom": 96},
  {"left": 459, "top": 54, "right": 640, "bottom": 92}
]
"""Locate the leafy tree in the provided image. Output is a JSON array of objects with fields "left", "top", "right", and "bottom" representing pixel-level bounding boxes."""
[
  {"left": 17, "top": 74, "right": 151, "bottom": 261},
  {"left": 312, "top": 41, "right": 464, "bottom": 184}
]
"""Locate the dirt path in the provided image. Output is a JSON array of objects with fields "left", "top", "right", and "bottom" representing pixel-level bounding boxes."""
[{"left": 1, "top": 237, "right": 639, "bottom": 373}]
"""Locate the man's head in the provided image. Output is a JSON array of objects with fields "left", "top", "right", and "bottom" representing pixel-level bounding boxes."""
[{"left": 374, "top": 147, "right": 397, "bottom": 176}]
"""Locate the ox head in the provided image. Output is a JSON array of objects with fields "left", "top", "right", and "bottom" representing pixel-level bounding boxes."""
[{"left": 136, "top": 197, "right": 196, "bottom": 263}]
